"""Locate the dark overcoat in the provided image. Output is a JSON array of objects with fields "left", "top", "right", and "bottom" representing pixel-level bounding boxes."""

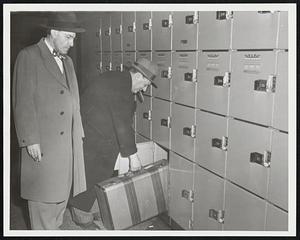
[
  {"left": 68, "top": 71, "right": 137, "bottom": 211},
  {"left": 12, "top": 38, "right": 86, "bottom": 203}
]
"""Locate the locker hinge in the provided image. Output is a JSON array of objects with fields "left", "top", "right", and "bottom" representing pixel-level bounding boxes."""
[
  {"left": 183, "top": 125, "right": 196, "bottom": 138},
  {"left": 181, "top": 189, "right": 194, "bottom": 202},
  {"left": 120, "top": 63, "right": 123, "bottom": 72},
  {"left": 143, "top": 110, "right": 152, "bottom": 121},
  {"left": 168, "top": 14, "right": 173, "bottom": 28},
  {"left": 188, "top": 219, "right": 194, "bottom": 230},
  {"left": 212, "top": 136, "right": 228, "bottom": 151},
  {"left": 98, "top": 28, "right": 101, "bottom": 36},
  {"left": 209, "top": 209, "right": 225, "bottom": 224},
  {"left": 216, "top": 11, "right": 233, "bottom": 20},
  {"left": 168, "top": 67, "right": 172, "bottom": 79},
  {"left": 160, "top": 116, "right": 171, "bottom": 128},
  {"left": 254, "top": 75, "right": 276, "bottom": 93},
  {"left": 250, "top": 150, "right": 271, "bottom": 168},
  {"left": 193, "top": 11, "right": 199, "bottom": 24},
  {"left": 109, "top": 62, "right": 112, "bottom": 71},
  {"left": 119, "top": 24, "right": 123, "bottom": 34},
  {"left": 149, "top": 18, "right": 152, "bottom": 30},
  {"left": 133, "top": 21, "right": 136, "bottom": 32}
]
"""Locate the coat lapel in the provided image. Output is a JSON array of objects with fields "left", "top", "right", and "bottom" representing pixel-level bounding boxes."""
[{"left": 37, "top": 38, "right": 69, "bottom": 89}]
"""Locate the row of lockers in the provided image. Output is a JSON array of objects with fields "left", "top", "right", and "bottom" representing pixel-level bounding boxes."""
[
  {"left": 135, "top": 98, "right": 288, "bottom": 213},
  {"left": 97, "top": 11, "right": 288, "bottom": 51},
  {"left": 97, "top": 50, "right": 288, "bottom": 131}
]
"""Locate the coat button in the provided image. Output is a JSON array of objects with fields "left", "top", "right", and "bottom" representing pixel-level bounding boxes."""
[
  {"left": 60, "top": 131, "right": 64, "bottom": 135},
  {"left": 60, "top": 90, "right": 64, "bottom": 94},
  {"left": 60, "top": 111, "right": 64, "bottom": 115}
]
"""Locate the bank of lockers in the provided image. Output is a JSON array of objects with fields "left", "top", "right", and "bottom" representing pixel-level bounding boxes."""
[
  {"left": 135, "top": 95, "right": 151, "bottom": 139},
  {"left": 169, "top": 152, "right": 194, "bottom": 230},
  {"left": 136, "top": 12, "right": 152, "bottom": 51},
  {"left": 101, "top": 12, "right": 111, "bottom": 52},
  {"left": 111, "top": 52, "right": 122, "bottom": 71},
  {"left": 152, "top": 98, "right": 171, "bottom": 149},
  {"left": 111, "top": 12, "right": 122, "bottom": 52},
  {"left": 122, "top": 12, "right": 136, "bottom": 51},
  {"left": 152, "top": 12, "right": 172, "bottom": 51},
  {"left": 198, "top": 11, "right": 232, "bottom": 50},
  {"left": 197, "top": 51, "right": 231, "bottom": 115},
  {"left": 152, "top": 51, "right": 172, "bottom": 100},
  {"left": 136, "top": 51, "right": 152, "bottom": 96}
]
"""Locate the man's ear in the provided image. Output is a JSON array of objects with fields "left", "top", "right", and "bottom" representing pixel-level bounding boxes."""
[{"left": 136, "top": 72, "right": 143, "bottom": 80}]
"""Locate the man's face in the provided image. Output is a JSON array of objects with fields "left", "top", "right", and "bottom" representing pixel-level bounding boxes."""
[
  {"left": 132, "top": 73, "right": 151, "bottom": 93},
  {"left": 52, "top": 30, "right": 76, "bottom": 55}
]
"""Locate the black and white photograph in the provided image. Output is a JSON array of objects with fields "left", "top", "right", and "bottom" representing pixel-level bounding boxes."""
[{"left": 3, "top": 2, "right": 297, "bottom": 237}]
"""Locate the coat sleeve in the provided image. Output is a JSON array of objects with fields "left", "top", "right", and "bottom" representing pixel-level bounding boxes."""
[
  {"left": 12, "top": 49, "right": 40, "bottom": 147},
  {"left": 109, "top": 93, "right": 137, "bottom": 157}
]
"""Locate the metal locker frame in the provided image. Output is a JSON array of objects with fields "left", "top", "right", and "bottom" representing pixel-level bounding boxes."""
[
  {"left": 198, "top": 11, "right": 232, "bottom": 50},
  {"left": 152, "top": 11, "right": 172, "bottom": 51},
  {"left": 193, "top": 164, "right": 225, "bottom": 230},
  {"left": 278, "top": 11, "right": 288, "bottom": 50},
  {"left": 172, "top": 11, "right": 199, "bottom": 51},
  {"left": 136, "top": 12, "right": 152, "bottom": 51},
  {"left": 227, "top": 119, "right": 271, "bottom": 198},
  {"left": 152, "top": 98, "right": 171, "bottom": 149},
  {"left": 111, "top": 52, "right": 123, "bottom": 71},
  {"left": 122, "top": 12, "right": 136, "bottom": 51},
  {"left": 111, "top": 12, "right": 122, "bottom": 52},
  {"left": 273, "top": 50, "right": 288, "bottom": 132},
  {"left": 197, "top": 51, "right": 231, "bottom": 115},
  {"left": 171, "top": 103, "right": 196, "bottom": 162},
  {"left": 224, "top": 181, "right": 266, "bottom": 230},
  {"left": 232, "top": 11, "right": 279, "bottom": 50},
  {"left": 265, "top": 203, "right": 288, "bottom": 231},
  {"left": 152, "top": 51, "right": 172, "bottom": 100},
  {"left": 136, "top": 95, "right": 152, "bottom": 139},
  {"left": 136, "top": 51, "right": 152, "bottom": 96},
  {"left": 169, "top": 152, "right": 194, "bottom": 230},
  {"left": 172, "top": 51, "right": 198, "bottom": 107},
  {"left": 195, "top": 110, "right": 228, "bottom": 177},
  {"left": 101, "top": 12, "right": 111, "bottom": 52},
  {"left": 123, "top": 51, "right": 136, "bottom": 71},
  {"left": 229, "top": 51, "right": 276, "bottom": 126},
  {"left": 101, "top": 52, "right": 112, "bottom": 72}
]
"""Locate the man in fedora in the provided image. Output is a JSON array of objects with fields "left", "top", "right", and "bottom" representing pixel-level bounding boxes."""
[
  {"left": 68, "top": 58, "right": 159, "bottom": 227},
  {"left": 12, "top": 12, "right": 86, "bottom": 230}
]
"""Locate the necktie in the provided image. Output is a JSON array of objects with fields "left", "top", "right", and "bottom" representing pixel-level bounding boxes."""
[{"left": 52, "top": 49, "right": 65, "bottom": 60}]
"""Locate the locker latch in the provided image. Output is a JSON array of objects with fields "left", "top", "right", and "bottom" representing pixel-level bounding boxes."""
[
  {"left": 168, "top": 14, "right": 173, "bottom": 28},
  {"left": 216, "top": 11, "right": 233, "bottom": 20},
  {"left": 160, "top": 117, "right": 171, "bottom": 128},
  {"left": 183, "top": 125, "right": 196, "bottom": 138},
  {"left": 143, "top": 111, "right": 152, "bottom": 121},
  {"left": 115, "top": 25, "right": 122, "bottom": 34},
  {"left": 161, "top": 68, "right": 172, "bottom": 79},
  {"left": 184, "top": 69, "right": 197, "bottom": 82},
  {"left": 104, "top": 27, "right": 111, "bottom": 36},
  {"left": 96, "top": 28, "right": 101, "bottom": 37},
  {"left": 250, "top": 151, "right": 271, "bottom": 168},
  {"left": 120, "top": 63, "right": 123, "bottom": 72},
  {"left": 209, "top": 209, "right": 225, "bottom": 224},
  {"left": 181, "top": 189, "right": 194, "bottom": 202},
  {"left": 143, "top": 18, "right": 152, "bottom": 30},
  {"left": 212, "top": 136, "right": 228, "bottom": 151},
  {"left": 128, "top": 22, "right": 136, "bottom": 32},
  {"left": 185, "top": 12, "right": 199, "bottom": 24},
  {"left": 254, "top": 75, "right": 276, "bottom": 93},
  {"left": 214, "top": 72, "right": 231, "bottom": 87},
  {"left": 162, "top": 19, "right": 169, "bottom": 27}
]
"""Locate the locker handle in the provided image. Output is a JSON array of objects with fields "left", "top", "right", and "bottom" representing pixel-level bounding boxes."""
[
  {"left": 209, "top": 209, "right": 225, "bottom": 224},
  {"left": 143, "top": 111, "right": 152, "bottom": 121},
  {"left": 160, "top": 117, "right": 170, "bottom": 128},
  {"left": 183, "top": 126, "right": 196, "bottom": 138},
  {"left": 184, "top": 70, "right": 197, "bottom": 82},
  {"left": 214, "top": 72, "right": 231, "bottom": 87},
  {"left": 161, "top": 19, "right": 169, "bottom": 27},
  {"left": 254, "top": 76, "right": 276, "bottom": 93},
  {"left": 181, "top": 189, "right": 194, "bottom": 202},
  {"left": 161, "top": 70, "right": 169, "bottom": 78},
  {"left": 250, "top": 151, "right": 271, "bottom": 168},
  {"left": 212, "top": 136, "right": 228, "bottom": 151},
  {"left": 216, "top": 11, "right": 233, "bottom": 20},
  {"left": 143, "top": 23, "right": 150, "bottom": 30}
]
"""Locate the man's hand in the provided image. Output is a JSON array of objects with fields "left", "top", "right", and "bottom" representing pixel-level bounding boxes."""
[
  {"left": 129, "top": 153, "right": 142, "bottom": 172},
  {"left": 27, "top": 144, "right": 42, "bottom": 162}
]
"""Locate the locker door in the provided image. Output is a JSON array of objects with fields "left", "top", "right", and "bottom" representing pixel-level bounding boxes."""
[
  {"left": 229, "top": 51, "right": 276, "bottom": 126},
  {"left": 136, "top": 12, "right": 151, "bottom": 51},
  {"left": 123, "top": 51, "right": 136, "bottom": 71},
  {"left": 224, "top": 182, "right": 266, "bottom": 230},
  {"left": 227, "top": 119, "right": 270, "bottom": 198},
  {"left": 111, "top": 52, "right": 122, "bottom": 71},
  {"left": 273, "top": 51, "right": 288, "bottom": 132},
  {"left": 172, "top": 52, "right": 197, "bottom": 107},
  {"left": 152, "top": 11, "right": 172, "bottom": 51},
  {"left": 172, "top": 11, "right": 198, "bottom": 51},
  {"left": 268, "top": 131, "right": 288, "bottom": 211},
  {"left": 278, "top": 11, "right": 288, "bottom": 50},
  {"left": 193, "top": 165, "right": 224, "bottom": 230},
  {"left": 232, "top": 11, "right": 279, "bottom": 49},
  {"left": 135, "top": 132, "right": 150, "bottom": 144},
  {"left": 152, "top": 51, "right": 171, "bottom": 100},
  {"left": 101, "top": 52, "right": 111, "bottom": 72},
  {"left": 122, "top": 12, "right": 136, "bottom": 51},
  {"left": 111, "top": 12, "right": 122, "bottom": 52},
  {"left": 171, "top": 104, "right": 195, "bottom": 161},
  {"left": 265, "top": 203, "right": 288, "bottom": 231},
  {"left": 169, "top": 152, "right": 194, "bottom": 230},
  {"left": 152, "top": 98, "right": 170, "bottom": 149},
  {"left": 136, "top": 52, "right": 152, "bottom": 96},
  {"left": 197, "top": 51, "right": 230, "bottom": 115},
  {"left": 198, "top": 11, "right": 232, "bottom": 50},
  {"left": 195, "top": 111, "right": 227, "bottom": 177},
  {"left": 101, "top": 12, "right": 111, "bottom": 52},
  {"left": 136, "top": 95, "right": 151, "bottom": 139}
]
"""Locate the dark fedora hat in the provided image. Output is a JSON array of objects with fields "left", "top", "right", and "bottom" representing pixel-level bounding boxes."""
[
  {"left": 131, "top": 58, "right": 158, "bottom": 88},
  {"left": 41, "top": 12, "right": 85, "bottom": 33}
]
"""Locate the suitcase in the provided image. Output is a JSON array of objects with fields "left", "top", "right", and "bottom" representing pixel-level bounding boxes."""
[{"left": 95, "top": 159, "right": 168, "bottom": 230}]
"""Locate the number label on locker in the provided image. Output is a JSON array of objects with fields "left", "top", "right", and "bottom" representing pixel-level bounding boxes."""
[
  {"left": 136, "top": 95, "right": 151, "bottom": 139},
  {"left": 111, "top": 12, "right": 122, "bottom": 51},
  {"left": 172, "top": 52, "right": 197, "bottom": 107},
  {"left": 122, "top": 12, "right": 136, "bottom": 51},
  {"left": 229, "top": 51, "right": 276, "bottom": 126},
  {"left": 152, "top": 12, "right": 172, "bottom": 50},
  {"left": 152, "top": 52, "right": 171, "bottom": 100},
  {"left": 101, "top": 13, "right": 111, "bottom": 52},
  {"left": 136, "top": 12, "right": 152, "bottom": 51},
  {"left": 197, "top": 51, "right": 231, "bottom": 115}
]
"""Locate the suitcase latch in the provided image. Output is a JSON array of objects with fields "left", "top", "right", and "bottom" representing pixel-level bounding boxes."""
[
  {"left": 250, "top": 151, "right": 271, "bottom": 168},
  {"left": 212, "top": 136, "right": 228, "bottom": 151},
  {"left": 181, "top": 189, "right": 194, "bottom": 202},
  {"left": 209, "top": 209, "right": 225, "bottom": 224}
]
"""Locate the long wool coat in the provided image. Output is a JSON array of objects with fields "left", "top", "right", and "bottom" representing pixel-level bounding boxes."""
[
  {"left": 12, "top": 38, "right": 86, "bottom": 203},
  {"left": 68, "top": 71, "right": 137, "bottom": 212}
]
